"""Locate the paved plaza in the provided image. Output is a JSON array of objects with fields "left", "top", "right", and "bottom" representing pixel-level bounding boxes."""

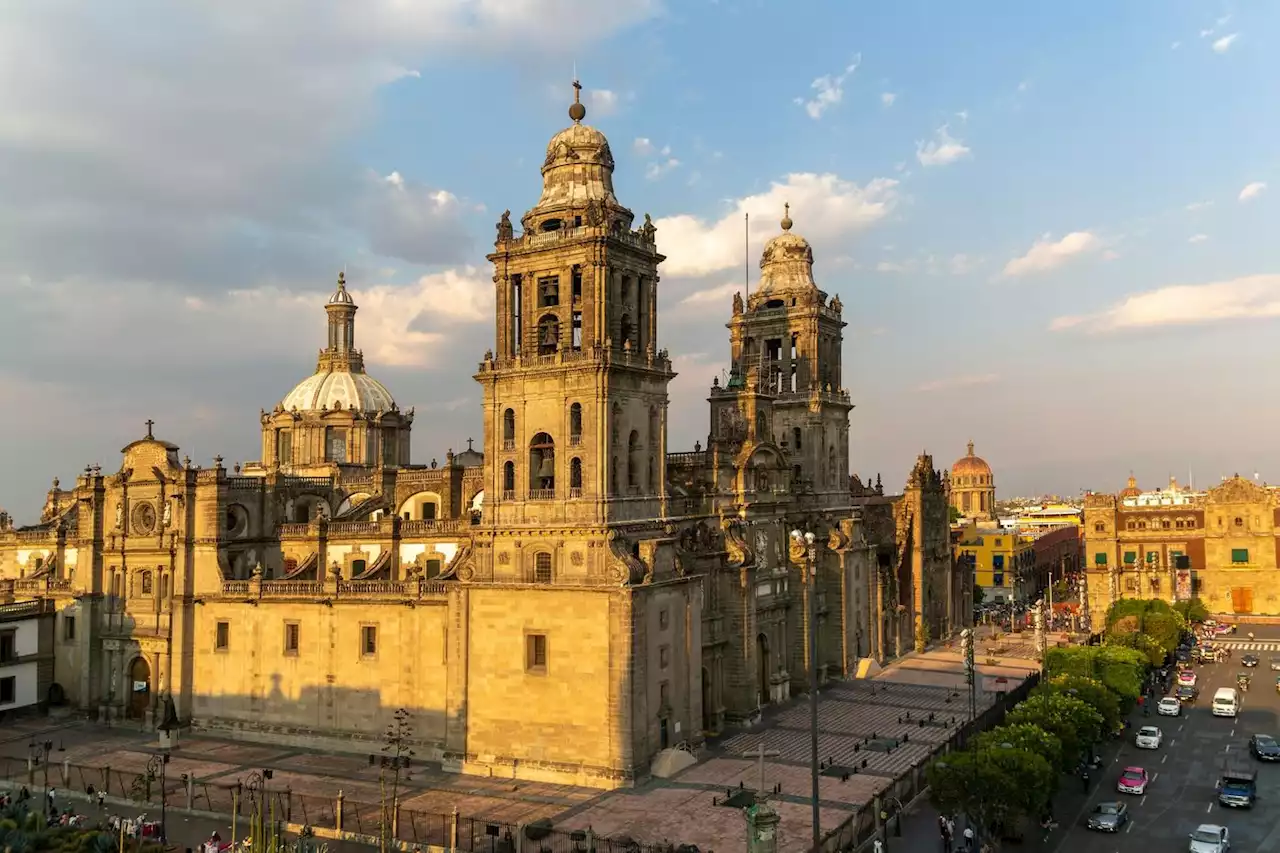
[{"left": 0, "top": 637, "right": 1040, "bottom": 853}]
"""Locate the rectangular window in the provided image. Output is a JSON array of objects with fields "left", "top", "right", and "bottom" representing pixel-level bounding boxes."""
[
  {"left": 992, "top": 555, "right": 1005, "bottom": 570},
  {"left": 425, "top": 559, "right": 442, "bottom": 579},
  {"left": 534, "top": 552, "right": 553, "bottom": 584},
  {"left": 572, "top": 311, "right": 583, "bottom": 350},
  {"left": 571, "top": 266, "right": 583, "bottom": 301},
  {"left": 538, "top": 276, "right": 560, "bottom": 307},
  {"left": 659, "top": 608, "right": 670, "bottom": 631},
  {"left": 361, "top": 625, "right": 377, "bottom": 658},
  {"left": 1123, "top": 552, "right": 1136, "bottom": 564},
  {"left": 992, "top": 572, "right": 1004, "bottom": 587},
  {"left": 994, "top": 538, "right": 1002, "bottom": 547},
  {"left": 284, "top": 622, "right": 300, "bottom": 656},
  {"left": 276, "top": 430, "right": 293, "bottom": 466},
  {"left": 215, "top": 621, "right": 229, "bottom": 652},
  {"left": 382, "top": 428, "right": 397, "bottom": 466},
  {"left": 64, "top": 615, "right": 76, "bottom": 642},
  {"left": 0, "top": 631, "right": 14, "bottom": 664},
  {"left": 1231, "top": 548, "right": 1249, "bottom": 564},
  {"left": 0, "top": 676, "right": 14, "bottom": 705},
  {"left": 325, "top": 428, "right": 348, "bottom": 463},
  {"left": 1095, "top": 553, "right": 1108, "bottom": 566},
  {"left": 659, "top": 645, "right": 670, "bottom": 669},
  {"left": 526, "top": 633, "right": 547, "bottom": 673},
  {"left": 659, "top": 681, "right": 670, "bottom": 707}
]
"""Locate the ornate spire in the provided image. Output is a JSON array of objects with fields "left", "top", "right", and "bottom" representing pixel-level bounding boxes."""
[
  {"left": 781, "top": 202, "right": 792, "bottom": 231},
  {"left": 966, "top": 439, "right": 975, "bottom": 456}
]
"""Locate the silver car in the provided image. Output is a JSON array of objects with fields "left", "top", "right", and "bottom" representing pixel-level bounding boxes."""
[{"left": 1087, "top": 801, "right": 1128, "bottom": 832}]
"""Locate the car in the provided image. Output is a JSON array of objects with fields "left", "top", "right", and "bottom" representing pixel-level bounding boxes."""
[
  {"left": 1250, "top": 734, "right": 1280, "bottom": 761},
  {"left": 1117, "top": 766, "right": 1149, "bottom": 794},
  {"left": 1087, "top": 801, "right": 1128, "bottom": 832},
  {"left": 1270, "top": 657, "right": 1280, "bottom": 672},
  {"left": 1135, "top": 725, "right": 1163, "bottom": 749},
  {"left": 1176, "top": 684, "right": 1199, "bottom": 703},
  {"left": 1242, "top": 654, "right": 1260, "bottom": 668},
  {"left": 1179, "top": 670, "right": 1198, "bottom": 686},
  {"left": 1189, "top": 824, "right": 1230, "bottom": 853},
  {"left": 1158, "top": 696, "right": 1183, "bottom": 716}
]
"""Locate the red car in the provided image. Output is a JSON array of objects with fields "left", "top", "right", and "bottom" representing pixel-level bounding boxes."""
[{"left": 1117, "top": 766, "right": 1149, "bottom": 795}]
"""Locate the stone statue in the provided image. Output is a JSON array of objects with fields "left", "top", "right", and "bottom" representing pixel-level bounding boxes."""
[
  {"left": 162, "top": 501, "right": 171, "bottom": 527},
  {"left": 115, "top": 502, "right": 123, "bottom": 529},
  {"left": 732, "top": 291, "right": 744, "bottom": 315},
  {"left": 585, "top": 198, "right": 604, "bottom": 227},
  {"left": 641, "top": 213, "right": 657, "bottom": 241},
  {"left": 496, "top": 210, "right": 513, "bottom": 242}
]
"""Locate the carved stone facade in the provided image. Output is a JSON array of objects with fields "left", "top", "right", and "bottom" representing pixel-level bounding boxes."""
[
  {"left": 1083, "top": 474, "right": 1280, "bottom": 621},
  {"left": 0, "top": 84, "right": 967, "bottom": 788}
]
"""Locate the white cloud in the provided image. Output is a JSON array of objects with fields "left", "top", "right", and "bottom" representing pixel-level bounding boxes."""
[
  {"left": 948, "top": 254, "right": 977, "bottom": 275},
  {"left": 916, "top": 125, "right": 971, "bottom": 167},
  {"left": 645, "top": 158, "right": 681, "bottom": 181},
  {"left": 876, "top": 260, "right": 915, "bottom": 274},
  {"left": 1050, "top": 274, "right": 1280, "bottom": 334},
  {"left": 1200, "top": 28, "right": 1216, "bottom": 38},
  {"left": 1185, "top": 200, "right": 1213, "bottom": 211},
  {"left": 1003, "top": 231, "right": 1102, "bottom": 277},
  {"left": 655, "top": 172, "right": 899, "bottom": 278},
  {"left": 588, "top": 88, "right": 620, "bottom": 115},
  {"left": 1212, "top": 33, "right": 1239, "bottom": 53},
  {"left": 678, "top": 283, "right": 737, "bottom": 306},
  {"left": 916, "top": 374, "right": 999, "bottom": 393},
  {"left": 1188, "top": 233, "right": 1209, "bottom": 244},
  {"left": 880, "top": 92, "right": 897, "bottom": 107},
  {"left": 955, "top": 110, "right": 970, "bottom": 123},
  {"left": 1016, "top": 80, "right": 1029, "bottom": 93},
  {"left": 1102, "top": 249, "right": 1121, "bottom": 261},
  {"left": 795, "top": 55, "right": 861, "bottom": 120},
  {"left": 1171, "top": 41, "right": 1182, "bottom": 50},
  {"left": 633, "top": 137, "right": 655, "bottom": 156},
  {"left": 1239, "top": 181, "right": 1267, "bottom": 202}
]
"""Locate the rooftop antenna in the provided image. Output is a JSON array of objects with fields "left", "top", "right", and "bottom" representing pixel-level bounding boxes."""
[{"left": 744, "top": 212, "right": 750, "bottom": 302}]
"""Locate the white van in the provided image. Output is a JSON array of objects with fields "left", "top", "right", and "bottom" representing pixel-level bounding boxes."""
[{"left": 1212, "top": 687, "right": 1239, "bottom": 718}]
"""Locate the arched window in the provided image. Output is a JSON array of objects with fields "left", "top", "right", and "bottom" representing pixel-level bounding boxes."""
[
  {"left": 569, "top": 403, "right": 583, "bottom": 445},
  {"left": 503, "top": 408, "right": 516, "bottom": 447},
  {"left": 792, "top": 427, "right": 802, "bottom": 451},
  {"left": 140, "top": 571, "right": 153, "bottom": 596},
  {"left": 755, "top": 411, "right": 768, "bottom": 440},
  {"left": 503, "top": 461, "right": 515, "bottom": 495},
  {"left": 1094, "top": 522, "right": 1106, "bottom": 533},
  {"left": 627, "top": 430, "right": 641, "bottom": 489},
  {"left": 570, "top": 457, "right": 583, "bottom": 493},
  {"left": 530, "top": 432, "right": 555, "bottom": 494},
  {"left": 534, "top": 552, "right": 553, "bottom": 584},
  {"left": 537, "top": 314, "right": 559, "bottom": 355}
]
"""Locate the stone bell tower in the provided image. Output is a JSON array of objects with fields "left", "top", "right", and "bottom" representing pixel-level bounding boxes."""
[
  {"left": 727, "top": 206, "right": 851, "bottom": 504},
  {"left": 475, "top": 82, "right": 676, "bottom": 563}
]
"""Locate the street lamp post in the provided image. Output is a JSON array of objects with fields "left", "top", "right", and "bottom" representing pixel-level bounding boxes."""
[
  {"left": 790, "top": 527, "right": 821, "bottom": 852},
  {"left": 29, "top": 739, "right": 54, "bottom": 800},
  {"left": 145, "top": 752, "right": 172, "bottom": 842}
]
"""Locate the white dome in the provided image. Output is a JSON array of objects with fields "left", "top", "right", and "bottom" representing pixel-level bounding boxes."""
[{"left": 281, "top": 370, "right": 396, "bottom": 413}]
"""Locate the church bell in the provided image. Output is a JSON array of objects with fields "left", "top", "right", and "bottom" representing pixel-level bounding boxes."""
[{"left": 536, "top": 453, "right": 556, "bottom": 479}]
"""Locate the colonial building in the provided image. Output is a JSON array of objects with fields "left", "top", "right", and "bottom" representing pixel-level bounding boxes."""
[
  {"left": 0, "top": 596, "right": 55, "bottom": 713},
  {"left": 0, "top": 84, "right": 966, "bottom": 788},
  {"left": 950, "top": 441, "right": 995, "bottom": 521},
  {"left": 1083, "top": 474, "right": 1280, "bottom": 621}
]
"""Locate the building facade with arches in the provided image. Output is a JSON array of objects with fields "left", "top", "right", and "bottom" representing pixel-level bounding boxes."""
[{"left": 0, "top": 85, "right": 966, "bottom": 789}]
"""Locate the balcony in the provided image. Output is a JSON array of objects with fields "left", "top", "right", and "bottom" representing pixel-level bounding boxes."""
[
  {"left": 569, "top": 435, "right": 582, "bottom": 447},
  {"left": 218, "top": 577, "right": 451, "bottom": 602},
  {"left": 502, "top": 440, "right": 515, "bottom": 451},
  {"left": 528, "top": 489, "right": 556, "bottom": 501},
  {"left": 568, "top": 488, "right": 583, "bottom": 499},
  {"left": 502, "top": 490, "right": 516, "bottom": 501}
]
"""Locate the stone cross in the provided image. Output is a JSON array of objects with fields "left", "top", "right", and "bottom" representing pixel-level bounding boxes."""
[
  {"left": 145, "top": 419, "right": 155, "bottom": 439},
  {"left": 740, "top": 744, "right": 781, "bottom": 796}
]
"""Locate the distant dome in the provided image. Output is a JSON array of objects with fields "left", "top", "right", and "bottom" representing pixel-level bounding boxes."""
[
  {"left": 952, "top": 440, "right": 992, "bottom": 477},
  {"left": 281, "top": 370, "right": 396, "bottom": 414},
  {"left": 1120, "top": 475, "right": 1141, "bottom": 498}
]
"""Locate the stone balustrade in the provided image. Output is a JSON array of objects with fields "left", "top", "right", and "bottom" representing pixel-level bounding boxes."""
[{"left": 219, "top": 577, "right": 450, "bottom": 601}]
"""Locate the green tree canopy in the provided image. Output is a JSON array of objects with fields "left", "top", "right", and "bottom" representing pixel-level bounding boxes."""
[
  {"left": 1005, "top": 692, "right": 1105, "bottom": 767},
  {"left": 1173, "top": 598, "right": 1209, "bottom": 623},
  {"left": 1036, "top": 674, "right": 1121, "bottom": 732},
  {"left": 973, "top": 722, "right": 1064, "bottom": 772},
  {"left": 1105, "top": 599, "right": 1186, "bottom": 660},
  {"left": 928, "top": 745, "right": 1055, "bottom": 839},
  {"left": 1044, "top": 644, "right": 1146, "bottom": 711}
]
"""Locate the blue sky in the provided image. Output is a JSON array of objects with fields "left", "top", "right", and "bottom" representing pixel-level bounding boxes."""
[{"left": 0, "top": 0, "right": 1277, "bottom": 517}]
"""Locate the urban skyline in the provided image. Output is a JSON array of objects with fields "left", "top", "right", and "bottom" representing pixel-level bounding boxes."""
[{"left": 1, "top": 0, "right": 1277, "bottom": 513}]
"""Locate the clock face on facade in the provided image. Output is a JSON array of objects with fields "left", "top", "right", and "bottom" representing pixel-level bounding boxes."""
[{"left": 132, "top": 502, "right": 157, "bottom": 535}]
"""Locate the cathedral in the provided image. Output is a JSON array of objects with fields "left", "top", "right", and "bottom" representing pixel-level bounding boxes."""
[{"left": 0, "top": 84, "right": 966, "bottom": 789}]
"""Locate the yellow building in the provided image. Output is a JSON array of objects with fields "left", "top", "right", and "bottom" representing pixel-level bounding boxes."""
[
  {"left": 0, "top": 84, "right": 967, "bottom": 789},
  {"left": 1013, "top": 504, "right": 1082, "bottom": 533},
  {"left": 955, "top": 524, "right": 1035, "bottom": 603}
]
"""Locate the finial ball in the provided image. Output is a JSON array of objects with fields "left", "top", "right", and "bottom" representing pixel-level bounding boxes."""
[
  {"left": 569, "top": 102, "right": 586, "bottom": 122},
  {"left": 781, "top": 202, "right": 793, "bottom": 231}
]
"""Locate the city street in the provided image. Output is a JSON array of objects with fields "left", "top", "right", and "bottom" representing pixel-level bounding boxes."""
[{"left": 1050, "top": 622, "right": 1280, "bottom": 853}]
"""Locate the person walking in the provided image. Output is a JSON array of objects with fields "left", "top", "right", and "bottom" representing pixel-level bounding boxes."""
[
  {"left": 962, "top": 825, "right": 975, "bottom": 852},
  {"left": 873, "top": 837, "right": 885, "bottom": 853}
]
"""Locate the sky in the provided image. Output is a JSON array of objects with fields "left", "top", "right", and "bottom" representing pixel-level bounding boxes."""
[{"left": 1, "top": 0, "right": 1277, "bottom": 519}]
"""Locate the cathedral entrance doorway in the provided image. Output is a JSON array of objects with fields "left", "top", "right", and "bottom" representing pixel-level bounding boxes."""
[
  {"left": 757, "top": 633, "right": 770, "bottom": 706},
  {"left": 127, "top": 657, "right": 151, "bottom": 720}
]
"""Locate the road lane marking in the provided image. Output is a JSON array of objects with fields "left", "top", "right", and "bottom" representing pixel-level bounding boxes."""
[
  {"left": 1152, "top": 772, "right": 1159, "bottom": 782},
  {"left": 1231, "top": 728, "right": 1236, "bottom": 737},
  {"left": 1126, "top": 822, "right": 1134, "bottom": 834},
  {"left": 1225, "top": 745, "right": 1231, "bottom": 753},
  {"left": 1179, "top": 724, "right": 1184, "bottom": 731},
  {"left": 1141, "top": 795, "right": 1147, "bottom": 806},
  {"left": 1206, "top": 803, "right": 1213, "bottom": 813},
  {"left": 1161, "top": 754, "right": 1168, "bottom": 764}
]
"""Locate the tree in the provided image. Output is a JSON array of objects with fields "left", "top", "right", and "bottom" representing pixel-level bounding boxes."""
[
  {"left": 928, "top": 744, "right": 1055, "bottom": 841},
  {"left": 949, "top": 505, "right": 965, "bottom": 524},
  {"left": 1173, "top": 598, "right": 1209, "bottom": 623},
  {"left": 1035, "top": 674, "right": 1121, "bottom": 733},
  {"left": 1044, "top": 644, "right": 1146, "bottom": 712},
  {"left": 1105, "top": 599, "right": 1185, "bottom": 663},
  {"left": 973, "top": 722, "right": 1064, "bottom": 772},
  {"left": 974, "top": 584, "right": 985, "bottom": 606},
  {"left": 1005, "top": 692, "right": 1105, "bottom": 768}
]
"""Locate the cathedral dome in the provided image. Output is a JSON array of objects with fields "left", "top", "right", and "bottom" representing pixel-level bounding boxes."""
[
  {"left": 530, "top": 82, "right": 622, "bottom": 215},
  {"left": 1120, "top": 475, "right": 1141, "bottom": 498},
  {"left": 755, "top": 204, "right": 817, "bottom": 300},
  {"left": 281, "top": 370, "right": 396, "bottom": 414},
  {"left": 952, "top": 440, "right": 992, "bottom": 477}
]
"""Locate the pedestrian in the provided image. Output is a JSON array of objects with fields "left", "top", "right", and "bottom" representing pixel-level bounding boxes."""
[
  {"left": 962, "top": 825, "right": 975, "bottom": 852},
  {"left": 873, "top": 838, "right": 884, "bottom": 853},
  {"left": 1081, "top": 770, "right": 1090, "bottom": 793},
  {"left": 97, "top": 789, "right": 106, "bottom": 809},
  {"left": 945, "top": 817, "right": 956, "bottom": 852}
]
